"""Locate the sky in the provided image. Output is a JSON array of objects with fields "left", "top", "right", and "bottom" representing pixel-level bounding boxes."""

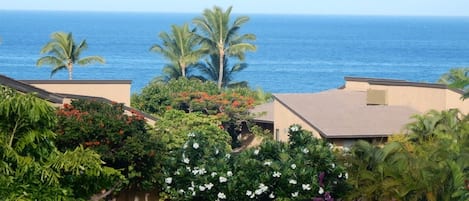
[{"left": 1, "top": 0, "right": 469, "bottom": 16}]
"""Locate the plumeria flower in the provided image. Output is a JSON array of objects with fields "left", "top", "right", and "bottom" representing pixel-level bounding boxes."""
[
  {"left": 219, "top": 176, "right": 227, "bottom": 183},
  {"left": 289, "top": 179, "right": 297, "bottom": 185},
  {"left": 338, "top": 173, "right": 342, "bottom": 178},
  {"left": 291, "top": 192, "right": 299, "bottom": 197},
  {"left": 269, "top": 192, "right": 275, "bottom": 198},
  {"left": 215, "top": 149, "right": 219, "bottom": 155},
  {"left": 246, "top": 190, "right": 253, "bottom": 196},
  {"left": 345, "top": 172, "right": 349, "bottom": 179},
  {"left": 290, "top": 125, "right": 299, "bottom": 132},
  {"left": 227, "top": 171, "right": 233, "bottom": 177},
  {"left": 211, "top": 172, "right": 218, "bottom": 177},
  {"left": 302, "top": 148, "right": 309, "bottom": 154},
  {"left": 183, "top": 143, "right": 188, "bottom": 149},
  {"left": 318, "top": 187, "right": 324, "bottom": 194},
  {"left": 192, "top": 142, "right": 199, "bottom": 149},
  {"left": 225, "top": 154, "right": 231, "bottom": 159},
  {"left": 178, "top": 189, "right": 185, "bottom": 194},
  {"left": 263, "top": 161, "right": 272, "bottom": 166},
  {"left": 199, "top": 185, "right": 206, "bottom": 191},
  {"left": 165, "top": 177, "right": 172, "bottom": 184},
  {"left": 175, "top": 170, "right": 180, "bottom": 175},
  {"left": 218, "top": 192, "right": 226, "bottom": 199},
  {"left": 291, "top": 164, "right": 297, "bottom": 169},
  {"left": 258, "top": 183, "right": 268, "bottom": 192},
  {"left": 253, "top": 149, "right": 260, "bottom": 155},
  {"left": 331, "top": 163, "right": 336, "bottom": 168},
  {"left": 204, "top": 183, "right": 214, "bottom": 190},
  {"left": 272, "top": 171, "right": 282, "bottom": 178},
  {"left": 183, "top": 157, "right": 190, "bottom": 164},
  {"left": 302, "top": 184, "right": 311, "bottom": 190},
  {"left": 254, "top": 189, "right": 263, "bottom": 195}
]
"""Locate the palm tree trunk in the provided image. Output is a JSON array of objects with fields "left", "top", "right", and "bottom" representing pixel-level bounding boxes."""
[
  {"left": 181, "top": 62, "right": 186, "bottom": 78},
  {"left": 217, "top": 49, "right": 224, "bottom": 89},
  {"left": 67, "top": 61, "right": 73, "bottom": 80}
]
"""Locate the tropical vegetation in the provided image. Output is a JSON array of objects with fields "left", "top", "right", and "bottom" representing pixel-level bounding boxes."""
[
  {"left": 438, "top": 67, "right": 469, "bottom": 99},
  {"left": 37, "top": 32, "right": 105, "bottom": 80}
]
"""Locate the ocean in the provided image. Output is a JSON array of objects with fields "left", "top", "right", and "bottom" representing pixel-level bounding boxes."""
[{"left": 1, "top": 10, "right": 469, "bottom": 93}]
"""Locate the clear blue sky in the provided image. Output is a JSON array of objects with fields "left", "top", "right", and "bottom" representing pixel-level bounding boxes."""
[{"left": 2, "top": 0, "right": 468, "bottom": 16}]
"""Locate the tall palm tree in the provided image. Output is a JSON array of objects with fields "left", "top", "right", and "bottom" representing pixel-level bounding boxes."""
[
  {"left": 37, "top": 32, "right": 105, "bottom": 80},
  {"left": 193, "top": 6, "right": 256, "bottom": 89},
  {"left": 197, "top": 54, "right": 248, "bottom": 88},
  {"left": 150, "top": 24, "right": 206, "bottom": 78}
]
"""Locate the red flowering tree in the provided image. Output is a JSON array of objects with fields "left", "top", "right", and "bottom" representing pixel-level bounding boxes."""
[{"left": 55, "top": 99, "right": 163, "bottom": 192}]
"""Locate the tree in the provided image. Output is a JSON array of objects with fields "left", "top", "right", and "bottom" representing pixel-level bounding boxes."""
[
  {"left": 193, "top": 6, "right": 256, "bottom": 89},
  {"left": 150, "top": 24, "right": 206, "bottom": 79},
  {"left": 37, "top": 32, "right": 105, "bottom": 80},
  {"left": 0, "top": 86, "right": 121, "bottom": 200},
  {"left": 197, "top": 54, "right": 248, "bottom": 88},
  {"left": 438, "top": 67, "right": 469, "bottom": 99}
]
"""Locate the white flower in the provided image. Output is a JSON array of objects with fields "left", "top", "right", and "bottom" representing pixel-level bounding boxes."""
[
  {"left": 291, "top": 164, "right": 297, "bottom": 169},
  {"left": 290, "top": 125, "right": 299, "bottom": 132},
  {"left": 291, "top": 191, "right": 298, "bottom": 197},
  {"left": 188, "top": 132, "right": 195, "bottom": 137},
  {"left": 289, "top": 179, "right": 297, "bottom": 185},
  {"left": 183, "top": 157, "right": 190, "bottom": 164},
  {"left": 253, "top": 149, "right": 260, "bottom": 155},
  {"left": 331, "top": 163, "right": 336, "bottom": 168},
  {"left": 338, "top": 173, "right": 342, "bottom": 178},
  {"left": 183, "top": 143, "right": 188, "bottom": 149},
  {"left": 219, "top": 176, "right": 227, "bottom": 183},
  {"left": 246, "top": 190, "right": 253, "bottom": 196},
  {"left": 178, "top": 189, "right": 185, "bottom": 194},
  {"left": 302, "top": 184, "right": 311, "bottom": 190},
  {"left": 225, "top": 154, "right": 231, "bottom": 159},
  {"left": 263, "top": 161, "right": 272, "bottom": 166},
  {"left": 272, "top": 171, "right": 281, "bottom": 178},
  {"left": 227, "top": 171, "right": 233, "bottom": 177},
  {"left": 215, "top": 149, "right": 219, "bottom": 155},
  {"left": 186, "top": 166, "right": 191, "bottom": 171},
  {"left": 211, "top": 172, "right": 218, "bottom": 177},
  {"left": 217, "top": 192, "right": 226, "bottom": 199},
  {"left": 175, "top": 170, "right": 180, "bottom": 175},
  {"left": 258, "top": 183, "right": 268, "bottom": 192},
  {"left": 192, "top": 142, "right": 199, "bottom": 149},
  {"left": 165, "top": 177, "right": 172, "bottom": 184},
  {"left": 345, "top": 172, "right": 349, "bottom": 179},
  {"left": 254, "top": 189, "right": 262, "bottom": 195},
  {"left": 199, "top": 185, "right": 206, "bottom": 191},
  {"left": 188, "top": 186, "right": 194, "bottom": 192},
  {"left": 318, "top": 186, "right": 324, "bottom": 194},
  {"left": 269, "top": 192, "right": 275, "bottom": 198},
  {"left": 302, "top": 148, "right": 309, "bottom": 154},
  {"left": 204, "top": 183, "right": 214, "bottom": 190}
]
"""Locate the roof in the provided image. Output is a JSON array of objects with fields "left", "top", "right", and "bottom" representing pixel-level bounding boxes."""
[
  {"left": 251, "top": 102, "right": 274, "bottom": 123},
  {"left": 274, "top": 89, "right": 419, "bottom": 138},
  {"left": 0, "top": 74, "right": 156, "bottom": 122},
  {"left": 345, "top": 76, "right": 464, "bottom": 94}
]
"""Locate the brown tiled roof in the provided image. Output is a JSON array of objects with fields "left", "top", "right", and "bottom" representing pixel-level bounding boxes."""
[
  {"left": 251, "top": 102, "right": 274, "bottom": 123},
  {"left": 274, "top": 90, "right": 419, "bottom": 138}
]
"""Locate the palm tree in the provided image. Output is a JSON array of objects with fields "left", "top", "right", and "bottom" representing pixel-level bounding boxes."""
[
  {"left": 438, "top": 67, "right": 469, "bottom": 99},
  {"left": 150, "top": 24, "right": 206, "bottom": 78},
  {"left": 193, "top": 6, "right": 256, "bottom": 89},
  {"left": 37, "top": 32, "right": 105, "bottom": 80},
  {"left": 197, "top": 54, "right": 248, "bottom": 88}
]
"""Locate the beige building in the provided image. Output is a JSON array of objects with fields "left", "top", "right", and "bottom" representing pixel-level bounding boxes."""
[
  {"left": 253, "top": 77, "right": 469, "bottom": 147},
  {"left": 0, "top": 74, "right": 156, "bottom": 125}
]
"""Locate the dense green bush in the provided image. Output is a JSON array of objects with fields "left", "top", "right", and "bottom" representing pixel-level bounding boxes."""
[
  {"left": 161, "top": 125, "right": 349, "bottom": 200},
  {"left": 55, "top": 99, "right": 163, "bottom": 191}
]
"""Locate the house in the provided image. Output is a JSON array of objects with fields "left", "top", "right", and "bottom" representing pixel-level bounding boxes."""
[
  {"left": 0, "top": 74, "right": 156, "bottom": 125},
  {"left": 252, "top": 77, "right": 469, "bottom": 147}
]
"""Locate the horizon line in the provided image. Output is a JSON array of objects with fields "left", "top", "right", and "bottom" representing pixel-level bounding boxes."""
[{"left": 1, "top": 8, "right": 469, "bottom": 18}]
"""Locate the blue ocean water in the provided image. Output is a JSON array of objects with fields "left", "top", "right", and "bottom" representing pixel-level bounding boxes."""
[{"left": 1, "top": 11, "right": 469, "bottom": 93}]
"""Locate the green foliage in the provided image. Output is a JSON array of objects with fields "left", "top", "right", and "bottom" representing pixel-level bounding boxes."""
[
  {"left": 161, "top": 125, "right": 349, "bottom": 200},
  {"left": 0, "top": 86, "right": 121, "bottom": 200},
  {"left": 37, "top": 32, "right": 105, "bottom": 80},
  {"left": 342, "top": 109, "right": 469, "bottom": 201},
  {"left": 55, "top": 99, "right": 163, "bottom": 191},
  {"left": 438, "top": 67, "right": 469, "bottom": 99},
  {"left": 197, "top": 54, "right": 248, "bottom": 88}
]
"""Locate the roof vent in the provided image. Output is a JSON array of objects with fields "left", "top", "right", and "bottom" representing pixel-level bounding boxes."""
[{"left": 367, "top": 89, "right": 387, "bottom": 105}]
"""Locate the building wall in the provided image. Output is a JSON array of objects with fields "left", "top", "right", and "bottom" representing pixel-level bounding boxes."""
[
  {"left": 26, "top": 81, "right": 131, "bottom": 106},
  {"left": 273, "top": 100, "right": 322, "bottom": 142},
  {"left": 344, "top": 80, "right": 370, "bottom": 91},
  {"left": 368, "top": 85, "right": 447, "bottom": 113},
  {"left": 445, "top": 90, "right": 469, "bottom": 114}
]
